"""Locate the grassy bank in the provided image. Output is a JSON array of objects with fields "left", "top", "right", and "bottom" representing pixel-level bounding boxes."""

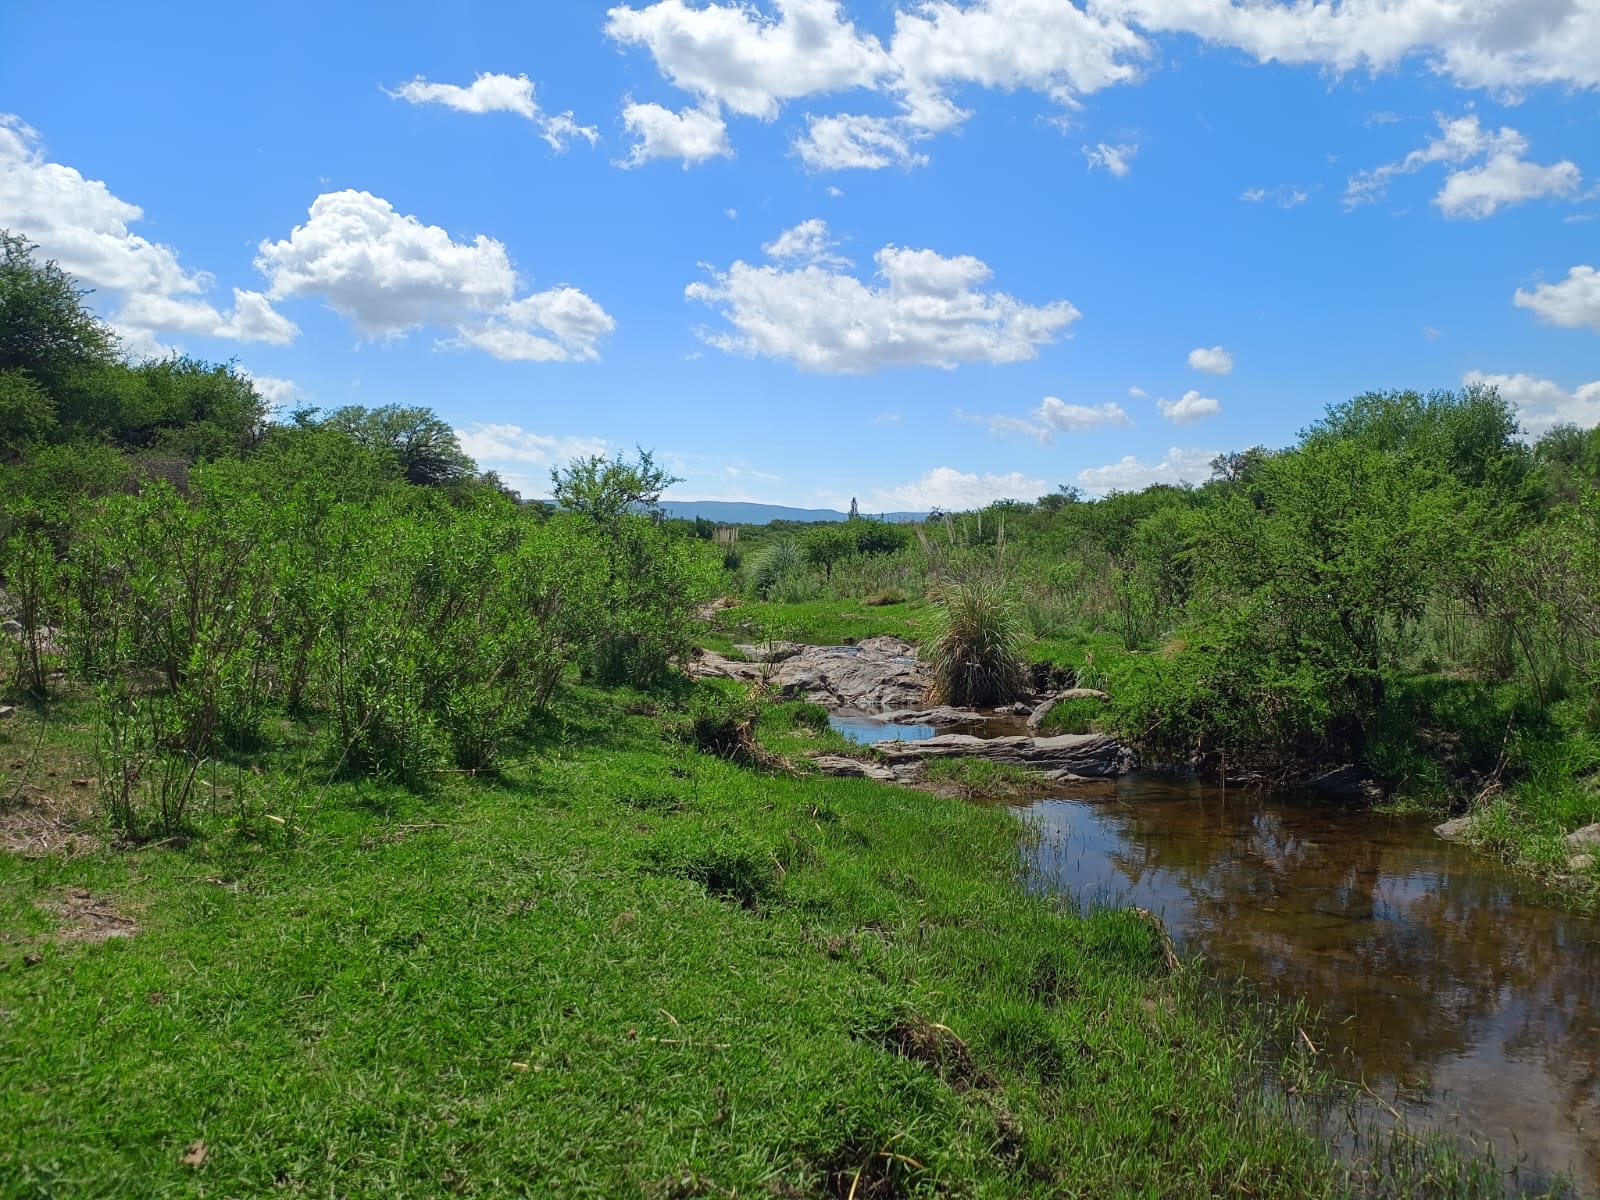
[
  {"left": 710, "top": 592, "right": 1600, "bottom": 900},
  {"left": 0, "top": 687, "right": 1514, "bottom": 1198}
]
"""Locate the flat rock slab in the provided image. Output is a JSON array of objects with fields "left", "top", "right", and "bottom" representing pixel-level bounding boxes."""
[
  {"left": 764, "top": 637, "right": 932, "bottom": 711},
  {"left": 811, "top": 755, "right": 902, "bottom": 783},
  {"left": 687, "top": 650, "right": 765, "bottom": 683},
  {"left": 876, "top": 732, "right": 1132, "bottom": 778},
  {"left": 876, "top": 705, "right": 987, "bottom": 726},
  {"left": 731, "top": 641, "right": 806, "bottom": 663}
]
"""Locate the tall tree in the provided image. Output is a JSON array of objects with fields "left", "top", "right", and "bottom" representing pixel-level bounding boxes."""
[
  {"left": 0, "top": 231, "right": 119, "bottom": 392},
  {"left": 322, "top": 404, "right": 476, "bottom": 487}
]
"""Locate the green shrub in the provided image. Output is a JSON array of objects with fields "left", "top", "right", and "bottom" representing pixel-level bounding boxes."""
[{"left": 926, "top": 578, "right": 1027, "bottom": 707}]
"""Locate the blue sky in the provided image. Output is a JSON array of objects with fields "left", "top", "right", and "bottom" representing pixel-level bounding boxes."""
[{"left": 3, "top": 0, "right": 1597, "bottom": 509}]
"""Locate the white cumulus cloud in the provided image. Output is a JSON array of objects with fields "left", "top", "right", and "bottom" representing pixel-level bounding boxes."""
[
  {"left": 618, "top": 101, "right": 733, "bottom": 167},
  {"left": 1116, "top": 0, "right": 1600, "bottom": 94},
  {"left": 453, "top": 424, "right": 613, "bottom": 496},
  {"left": 868, "top": 466, "right": 1047, "bottom": 511},
  {"left": 0, "top": 114, "right": 296, "bottom": 354},
  {"left": 686, "top": 219, "right": 1080, "bottom": 372},
  {"left": 255, "top": 189, "right": 614, "bottom": 361},
  {"left": 1076, "top": 446, "right": 1217, "bottom": 494},
  {"left": 607, "top": 0, "right": 1600, "bottom": 171},
  {"left": 1158, "top": 390, "right": 1222, "bottom": 423},
  {"left": 1462, "top": 370, "right": 1600, "bottom": 436},
  {"left": 388, "top": 73, "right": 600, "bottom": 152},
  {"left": 1514, "top": 264, "right": 1600, "bottom": 332},
  {"left": 793, "top": 112, "right": 929, "bottom": 171},
  {"left": 239, "top": 371, "right": 309, "bottom": 410},
  {"left": 1345, "top": 113, "right": 1581, "bottom": 218},
  {"left": 1187, "top": 345, "right": 1233, "bottom": 374},
  {"left": 761, "top": 216, "right": 849, "bottom": 264},
  {"left": 1083, "top": 142, "right": 1138, "bottom": 177},
  {"left": 604, "top": 0, "right": 892, "bottom": 120},
  {"left": 963, "top": 396, "right": 1132, "bottom": 441}
]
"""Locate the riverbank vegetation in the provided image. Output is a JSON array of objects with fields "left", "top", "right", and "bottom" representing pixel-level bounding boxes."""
[
  {"left": 708, "top": 390, "right": 1600, "bottom": 893},
  {"left": 0, "top": 233, "right": 1583, "bottom": 1193}
]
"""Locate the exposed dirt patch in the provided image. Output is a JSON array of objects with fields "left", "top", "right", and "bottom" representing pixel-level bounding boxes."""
[
  {"left": 0, "top": 790, "right": 100, "bottom": 858},
  {"left": 45, "top": 887, "right": 139, "bottom": 943},
  {"left": 883, "top": 1014, "right": 990, "bottom": 1090}
]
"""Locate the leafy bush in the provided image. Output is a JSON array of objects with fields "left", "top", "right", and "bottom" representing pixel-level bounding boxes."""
[{"left": 926, "top": 578, "right": 1028, "bottom": 707}]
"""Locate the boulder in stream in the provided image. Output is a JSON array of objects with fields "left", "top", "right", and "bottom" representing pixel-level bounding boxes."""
[{"left": 1434, "top": 815, "right": 1476, "bottom": 841}]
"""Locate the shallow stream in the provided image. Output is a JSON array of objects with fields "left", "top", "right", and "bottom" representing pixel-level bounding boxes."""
[
  {"left": 829, "top": 716, "right": 1600, "bottom": 1192},
  {"left": 1026, "top": 778, "right": 1600, "bottom": 1195}
]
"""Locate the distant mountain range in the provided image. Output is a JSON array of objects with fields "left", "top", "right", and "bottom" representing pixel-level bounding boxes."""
[{"left": 659, "top": 500, "right": 927, "bottom": 525}]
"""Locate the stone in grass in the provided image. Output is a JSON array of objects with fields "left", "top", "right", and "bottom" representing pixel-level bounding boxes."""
[
  {"left": 1434, "top": 815, "right": 1476, "bottom": 841},
  {"left": 1567, "top": 854, "right": 1594, "bottom": 873},
  {"left": 0, "top": 705, "right": 15, "bottom": 720},
  {"left": 1563, "top": 823, "right": 1600, "bottom": 853},
  {"left": 811, "top": 755, "right": 898, "bottom": 783}
]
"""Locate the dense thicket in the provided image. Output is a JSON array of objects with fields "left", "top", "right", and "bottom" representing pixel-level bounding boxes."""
[{"left": 0, "top": 237, "right": 717, "bottom": 836}]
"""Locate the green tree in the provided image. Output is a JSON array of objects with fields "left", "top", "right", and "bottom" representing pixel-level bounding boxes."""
[
  {"left": 551, "top": 447, "right": 680, "bottom": 522},
  {"left": 0, "top": 231, "right": 119, "bottom": 393},
  {"left": 0, "top": 369, "right": 55, "bottom": 459},
  {"left": 323, "top": 404, "right": 476, "bottom": 487},
  {"left": 802, "top": 523, "right": 856, "bottom": 580}
]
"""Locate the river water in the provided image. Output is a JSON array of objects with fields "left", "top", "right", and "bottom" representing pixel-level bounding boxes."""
[{"left": 1022, "top": 776, "right": 1600, "bottom": 1195}]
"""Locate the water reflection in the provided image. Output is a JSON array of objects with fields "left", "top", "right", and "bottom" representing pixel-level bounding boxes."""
[
  {"left": 828, "top": 715, "right": 937, "bottom": 743},
  {"left": 1023, "top": 780, "right": 1600, "bottom": 1194}
]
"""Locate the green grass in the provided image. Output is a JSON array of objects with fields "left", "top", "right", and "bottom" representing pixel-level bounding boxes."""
[
  {"left": 1036, "top": 696, "right": 1110, "bottom": 737},
  {"left": 916, "top": 757, "right": 1051, "bottom": 800},
  {"left": 708, "top": 596, "right": 934, "bottom": 649},
  {"left": 0, "top": 688, "right": 1519, "bottom": 1197}
]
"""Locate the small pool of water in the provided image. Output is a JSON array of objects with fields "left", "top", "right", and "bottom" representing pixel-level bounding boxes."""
[
  {"left": 1022, "top": 777, "right": 1600, "bottom": 1194},
  {"left": 828, "top": 715, "right": 937, "bottom": 743}
]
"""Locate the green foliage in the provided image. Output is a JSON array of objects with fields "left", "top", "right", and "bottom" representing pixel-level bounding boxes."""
[
  {"left": 551, "top": 445, "right": 679, "bottom": 521},
  {"left": 684, "top": 682, "right": 764, "bottom": 761},
  {"left": 0, "top": 368, "right": 55, "bottom": 458},
  {"left": 801, "top": 522, "right": 856, "bottom": 579},
  {"left": 927, "top": 578, "right": 1028, "bottom": 707},
  {"left": 321, "top": 404, "right": 475, "bottom": 487},
  {"left": 0, "top": 231, "right": 119, "bottom": 392}
]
